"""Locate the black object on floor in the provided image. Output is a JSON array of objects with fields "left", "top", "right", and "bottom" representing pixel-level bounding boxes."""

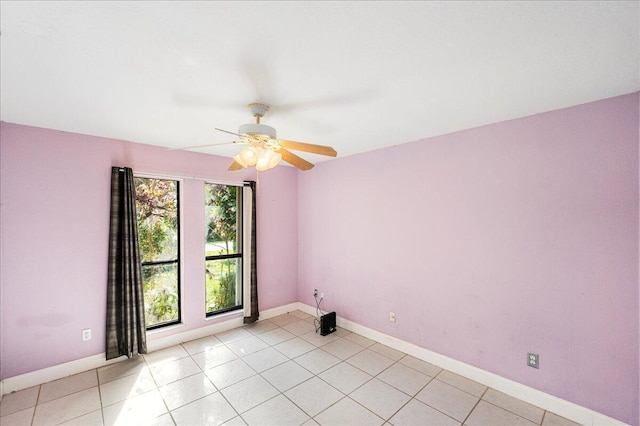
[{"left": 320, "top": 311, "right": 336, "bottom": 336}]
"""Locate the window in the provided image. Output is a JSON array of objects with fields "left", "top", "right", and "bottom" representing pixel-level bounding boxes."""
[
  {"left": 205, "top": 183, "right": 243, "bottom": 315},
  {"left": 134, "top": 177, "right": 180, "bottom": 329}
]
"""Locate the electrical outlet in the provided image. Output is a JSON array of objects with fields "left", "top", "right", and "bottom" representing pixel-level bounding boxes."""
[
  {"left": 389, "top": 311, "right": 396, "bottom": 322},
  {"left": 82, "top": 328, "right": 92, "bottom": 341},
  {"left": 313, "top": 289, "right": 318, "bottom": 297},
  {"left": 527, "top": 352, "right": 539, "bottom": 369}
]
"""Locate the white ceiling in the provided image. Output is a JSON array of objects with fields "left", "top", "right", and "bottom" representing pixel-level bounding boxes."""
[{"left": 1, "top": 1, "right": 638, "bottom": 165}]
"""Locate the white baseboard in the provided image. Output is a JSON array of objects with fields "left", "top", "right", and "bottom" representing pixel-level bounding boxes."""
[
  {"left": 257, "top": 302, "right": 301, "bottom": 320},
  {"left": 1, "top": 353, "right": 126, "bottom": 395},
  {"left": 295, "top": 302, "right": 625, "bottom": 426},
  {"left": 1, "top": 302, "right": 627, "bottom": 426},
  {"left": 1, "top": 303, "right": 296, "bottom": 395}
]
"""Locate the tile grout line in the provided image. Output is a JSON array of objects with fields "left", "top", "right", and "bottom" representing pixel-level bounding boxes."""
[
  {"left": 196, "top": 348, "right": 241, "bottom": 425},
  {"left": 540, "top": 409, "right": 548, "bottom": 425},
  {"left": 386, "top": 373, "right": 463, "bottom": 425},
  {"left": 312, "top": 362, "right": 371, "bottom": 419},
  {"left": 95, "top": 368, "right": 106, "bottom": 426},
  {"left": 461, "top": 386, "right": 489, "bottom": 425},
  {"left": 33, "top": 380, "right": 44, "bottom": 425},
  {"left": 30, "top": 384, "right": 41, "bottom": 426},
  {"left": 481, "top": 397, "right": 544, "bottom": 425}
]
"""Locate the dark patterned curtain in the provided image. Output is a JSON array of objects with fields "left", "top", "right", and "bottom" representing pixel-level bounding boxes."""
[
  {"left": 106, "top": 167, "right": 147, "bottom": 360},
  {"left": 243, "top": 181, "right": 259, "bottom": 324}
]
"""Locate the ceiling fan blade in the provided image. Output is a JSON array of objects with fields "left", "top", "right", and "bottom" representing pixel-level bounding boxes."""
[
  {"left": 168, "top": 140, "right": 244, "bottom": 151},
  {"left": 279, "top": 148, "right": 314, "bottom": 171},
  {"left": 215, "top": 128, "right": 244, "bottom": 138},
  {"left": 278, "top": 140, "right": 337, "bottom": 157},
  {"left": 228, "top": 160, "right": 244, "bottom": 171}
]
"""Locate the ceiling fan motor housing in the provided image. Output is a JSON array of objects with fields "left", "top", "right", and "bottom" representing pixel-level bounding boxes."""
[{"left": 239, "top": 123, "right": 277, "bottom": 139}]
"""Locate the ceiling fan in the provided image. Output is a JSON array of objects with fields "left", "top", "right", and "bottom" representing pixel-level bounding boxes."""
[{"left": 182, "top": 103, "right": 338, "bottom": 171}]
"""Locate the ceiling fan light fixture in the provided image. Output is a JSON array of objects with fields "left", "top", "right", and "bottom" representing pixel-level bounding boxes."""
[
  {"left": 232, "top": 153, "right": 248, "bottom": 168},
  {"left": 255, "top": 147, "right": 280, "bottom": 171},
  {"left": 255, "top": 160, "right": 269, "bottom": 172},
  {"left": 268, "top": 151, "right": 283, "bottom": 169},
  {"left": 238, "top": 146, "right": 258, "bottom": 166}
]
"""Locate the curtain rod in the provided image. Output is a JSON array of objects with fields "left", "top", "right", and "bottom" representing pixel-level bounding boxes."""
[{"left": 132, "top": 170, "right": 250, "bottom": 187}]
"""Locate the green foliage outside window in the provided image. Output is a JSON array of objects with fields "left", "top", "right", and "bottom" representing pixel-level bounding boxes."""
[
  {"left": 205, "top": 184, "right": 241, "bottom": 313},
  {"left": 205, "top": 259, "right": 238, "bottom": 312},
  {"left": 135, "top": 178, "right": 179, "bottom": 327}
]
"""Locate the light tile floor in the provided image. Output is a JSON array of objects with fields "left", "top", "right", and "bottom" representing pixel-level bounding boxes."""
[{"left": 0, "top": 310, "right": 583, "bottom": 426}]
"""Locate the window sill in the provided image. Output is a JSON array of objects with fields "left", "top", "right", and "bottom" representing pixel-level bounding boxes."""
[
  {"left": 146, "top": 322, "right": 184, "bottom": 336},
  {"left": 206, "top": 308, "right": 243, "bottom": 322}
]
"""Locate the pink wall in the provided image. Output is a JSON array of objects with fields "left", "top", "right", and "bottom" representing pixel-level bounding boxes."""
[
  {"left": 0, "top": 122, "right": 298, "bottom": 378},
  {"left": 297, "top": 93, "right": 639, "bottom": 425},
  {"left": 1, "top": 93, "right": 638, "bottom": 424}
]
